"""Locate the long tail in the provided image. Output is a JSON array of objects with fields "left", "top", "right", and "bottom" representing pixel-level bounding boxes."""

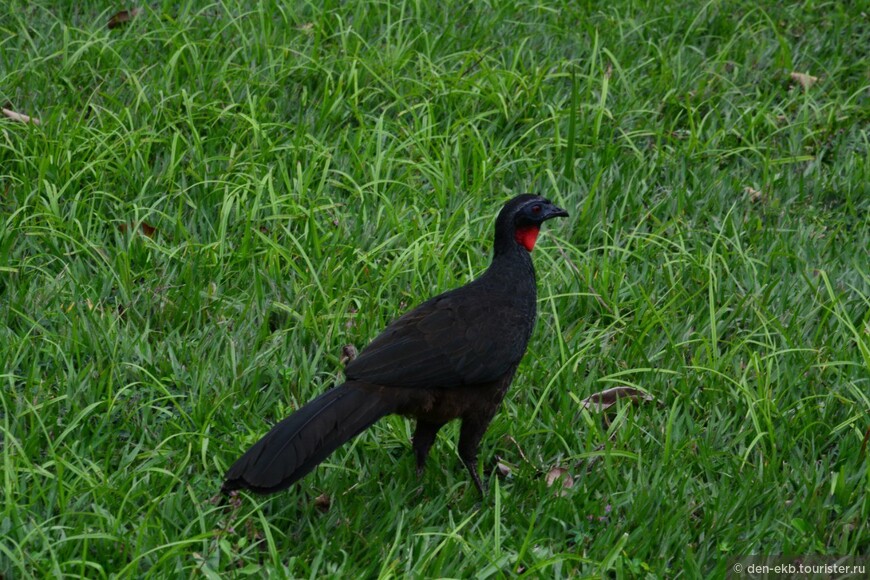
[{"left": 223, "top": 382, "right": 392, "bottom": 494}]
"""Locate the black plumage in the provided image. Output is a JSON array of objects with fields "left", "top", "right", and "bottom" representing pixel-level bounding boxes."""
[{"left": 223, "top": 194, "right": 568, "bottom": 495}]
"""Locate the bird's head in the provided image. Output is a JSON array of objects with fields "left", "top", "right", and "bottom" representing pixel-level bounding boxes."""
[{"left": 494, "top": 194, "right": 569, "bottom": 253}]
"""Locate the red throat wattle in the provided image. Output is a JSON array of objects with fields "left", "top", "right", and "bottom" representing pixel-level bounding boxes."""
[{"left": 514, "top": 226, "right": 540, "bottom": 252}]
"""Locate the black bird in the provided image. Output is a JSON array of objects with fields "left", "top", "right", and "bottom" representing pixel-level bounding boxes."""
[{"left": 223, "top": 194, "right": 568, "bottom": 495}]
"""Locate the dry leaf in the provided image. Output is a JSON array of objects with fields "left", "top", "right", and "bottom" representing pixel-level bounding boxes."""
[
  {"left": 744, "top": 186, "right": 764, "bottom": 203},
  {"left": 495, "top": 458, "right": 512, "bottom": 478},
  {"left": 580, "top": 386, "right": 653, "bottom": 413},
  {"left": 2, "top": 107, "right": 41, "bottom": 125},
  {"left": 789, "top": 71, "right": 818, "bottom": 90},
  {"left": 340, "top": 344, "right": 358, "bottom": 366},
  {"left": 545, "top": 466, "right": 574, "bottom": 496},
  {"left": 108, "top": 8, "right": 141, "bottom": 29},
  {"left": 119, "top": 221, "right": 156, "bottom": 237},
  {"left": 140, "top": 222, "right": 156, "bottom": 237},
  {"left": 314, "top": 493, "right": 331, "bottom": 512}
]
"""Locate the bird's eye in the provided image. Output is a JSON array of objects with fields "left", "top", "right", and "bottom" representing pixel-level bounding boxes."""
[{"left": 531, "top": 205, "right": 542, "bottom": 214}]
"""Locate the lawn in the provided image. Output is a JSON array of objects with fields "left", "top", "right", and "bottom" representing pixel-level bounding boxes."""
[{"left": 1, "top": 0, "right": 868, "bottom": 577}]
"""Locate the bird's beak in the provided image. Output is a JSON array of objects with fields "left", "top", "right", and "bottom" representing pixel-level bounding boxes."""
[{"left": 543, "top": 204, "right": 569, "bottom": 220}]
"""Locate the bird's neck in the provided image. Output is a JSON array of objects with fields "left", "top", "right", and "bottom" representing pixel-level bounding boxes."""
[{"left": 486, "top": 239, "right": 536, "bottom": 287}]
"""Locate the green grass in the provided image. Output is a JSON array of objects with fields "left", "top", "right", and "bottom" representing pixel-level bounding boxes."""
[{"left": 1, "top": 0, "right": 868, "bottom": 576}]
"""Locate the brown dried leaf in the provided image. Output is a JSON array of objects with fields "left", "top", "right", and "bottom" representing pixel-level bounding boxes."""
[
  {"left": 2, "top": 107, "right": 41, "bottom": 125},
  {"left": 340, "top": 344, "right": 358, "bottom": 366},
  {"left": 545, "top": 466, "right": 574, "bottom": 496},
  {"left": 744, "top": 186, "right": 764, "bottom": 203},
  {"left": 119, "top": 221, "right": 156, "bottom": 237},
  {"left": 108, "top": 8, "right": 142, "bottom": 29},
  {"left": 789, "top": 71, "right": 818, "bottom": 90},
  {"left": 495, "top": 458, "right": 512, "bottom": 478},
  {"left": 580, "top": 386, "right": 653, "bottom": 413},
  {"left": 314, "top": 493, "right": 331, "bottom": 512}
]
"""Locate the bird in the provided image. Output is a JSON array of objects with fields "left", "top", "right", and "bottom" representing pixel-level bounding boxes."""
[{"left": 223, "top": 194, "right": 568, "bottom": 495}]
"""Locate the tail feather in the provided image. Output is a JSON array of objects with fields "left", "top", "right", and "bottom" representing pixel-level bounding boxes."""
[{"left": 223, "top": 382, "right": 391, "bottom": 494}]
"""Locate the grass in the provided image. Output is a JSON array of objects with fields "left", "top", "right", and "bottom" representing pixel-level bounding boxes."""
[{"left": 1, "top": 0, "right": 868, "bottom": 576}]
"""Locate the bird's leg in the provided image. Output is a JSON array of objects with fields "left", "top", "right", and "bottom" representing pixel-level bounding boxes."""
[
  {"left": 458, "top": 416, "right": 492, "bottom": 496},
  {"left": 412, "top": 420, "right": 445, "bottom": 478},
  {"left": 462, "top": 454, "right": 485, "bottom": 497}
]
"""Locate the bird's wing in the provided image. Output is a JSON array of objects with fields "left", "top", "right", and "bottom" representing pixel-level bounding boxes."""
[{"left": 344, "top": 287, "right": 532, "bottom": 389}]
